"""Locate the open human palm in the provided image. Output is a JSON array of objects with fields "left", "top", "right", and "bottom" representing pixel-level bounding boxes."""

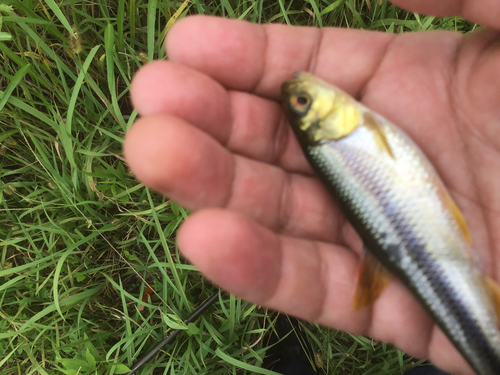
[{"left": 124, "top": 3, "right": 500, "bottom": 374}]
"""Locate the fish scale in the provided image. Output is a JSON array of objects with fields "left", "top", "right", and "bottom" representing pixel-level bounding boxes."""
[{"left": 282, "top": 72, "right": 500, "bottom": 375}]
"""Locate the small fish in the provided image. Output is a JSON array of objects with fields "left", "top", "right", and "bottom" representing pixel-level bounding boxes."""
[{"left": 281, "top": 72, "right": 500, "bottom": 375}]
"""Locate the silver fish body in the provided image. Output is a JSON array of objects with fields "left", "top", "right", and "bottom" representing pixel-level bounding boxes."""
[{"left": 281, "top": 72, "right": 500, "bottom": 375}]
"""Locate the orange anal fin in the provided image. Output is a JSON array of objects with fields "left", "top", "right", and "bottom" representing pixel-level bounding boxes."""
[
  {"left": 362, "top": 112, "right": 395, "bottom": 159},
  {"left": 352, "top": 250, "right": 393, "bottom": 310},
  {"left": 484, "top": 277, "right": 500, "bottom": 325}
]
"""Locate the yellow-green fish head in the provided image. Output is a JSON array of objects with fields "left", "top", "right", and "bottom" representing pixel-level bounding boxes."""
[{"left": 281, "top": 72, "right": 361, "bottom": 143}]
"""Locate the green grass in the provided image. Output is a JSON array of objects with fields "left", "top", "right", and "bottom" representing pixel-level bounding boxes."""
[{"left": 0, "top": 1, "right": 474, "bottom": 374}]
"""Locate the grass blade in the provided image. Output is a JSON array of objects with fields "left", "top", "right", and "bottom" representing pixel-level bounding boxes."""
[{"left": 0, "top": 63, "right": 30, "bottom": 112}]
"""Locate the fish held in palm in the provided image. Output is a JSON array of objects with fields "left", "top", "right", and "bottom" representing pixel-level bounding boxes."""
[{"left": 281, "top": 72, "right": 500, "bottom": 375}]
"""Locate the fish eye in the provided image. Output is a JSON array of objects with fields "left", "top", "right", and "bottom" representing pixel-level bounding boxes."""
[{"left": 290, "top": 93, "right": 311, "bottom": 114}]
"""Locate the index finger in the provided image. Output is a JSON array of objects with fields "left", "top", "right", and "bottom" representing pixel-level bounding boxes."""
[
  {"left": 166, "top": 15, "right": 394, "bottom": 98},
  {"left": 389, "top": 0, "right": 500, "bottom": 30}
]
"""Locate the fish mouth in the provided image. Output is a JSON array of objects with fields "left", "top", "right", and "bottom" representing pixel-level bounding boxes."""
[
  {"left": 280, "top": 81, "right": 293, "bottom": 110},
  {"left": 281, "top": 72, "right": 315, "bottom": 96},
  {"left": 281, "top": 72, "right": 303, "bottom": 100},
  {"left": 280, "top": 79, "right": 295, "bottom": 97},
  {"left": 293, "top": 71, "right": 308, "bottom": 79}
]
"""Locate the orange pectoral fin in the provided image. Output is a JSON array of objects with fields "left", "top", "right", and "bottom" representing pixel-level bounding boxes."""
[
  {"left": 484, "top": 277, "right": 500, "bottom": 325},
  {"left": 353, "top": 250, "right": 393, "bottom": 310},
  {"left": 362, "top": 112, "right": 395, "bottom": 159}
]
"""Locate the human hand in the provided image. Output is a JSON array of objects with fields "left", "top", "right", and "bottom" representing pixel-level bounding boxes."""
[{"left": 124, "top": 3, "right": 500, "bottom": 374}]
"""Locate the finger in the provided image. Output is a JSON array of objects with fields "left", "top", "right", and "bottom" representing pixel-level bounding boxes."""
[
  {"left": 131, "top": 61, "right": 231, "bottom": 143},
  {"left": 389, "top": 0, "right": 500, "bottom": 30},
  {"left": 123, "top": 114, "right": 344, "bottom": 242},
  {"left": 427, "top": 328, "right": 475, "bottom": 375},
  {"left": 130, "top": 61, "right": 310, "bottom": 173},
  {"left": 178, "top": 208, "right": 471, "bottom": 374},
  {"left": 455, "top": 28, "right": 500, "bottom": 141},
  {"left": 166, "top": 15, "right": 394, "bottom": 98},
  {"left": 177, "top": 208, "right": 368, "bottom": 334},
  {"left": 123, "top": 114, "right": 232, "bottom": 209}
]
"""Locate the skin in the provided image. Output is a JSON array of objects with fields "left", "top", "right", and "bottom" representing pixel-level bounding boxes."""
[{"left": 124, "top": 1, "right": 500, "bottom": 373}]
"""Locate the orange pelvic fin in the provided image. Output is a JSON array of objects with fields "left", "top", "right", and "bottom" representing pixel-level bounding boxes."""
[
  {"left": 484, "top": 277, "right": 500, "bottom": 324},
  {"left": 353, "top": 250, "right": 392, "bottom": 310},
  {"left": 443, "top": 191, "right": 471, "bottom": 245},
  {"left": 433, "top": 178, "right": 471, "bottom": 245}
]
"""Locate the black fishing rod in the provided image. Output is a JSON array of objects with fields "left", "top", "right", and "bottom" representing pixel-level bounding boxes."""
[{"left": 125, "top": 290, "right": 221, "bottom": 375}]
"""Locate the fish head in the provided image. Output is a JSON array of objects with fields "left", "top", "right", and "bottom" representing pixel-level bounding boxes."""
[{"left": 281, "top": 72, "right": 362, "bottom": 144}]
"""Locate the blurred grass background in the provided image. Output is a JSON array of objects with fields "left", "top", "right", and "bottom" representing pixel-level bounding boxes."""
[{"left": 0, "top": 1, "right": 475, "bottom": 374}]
